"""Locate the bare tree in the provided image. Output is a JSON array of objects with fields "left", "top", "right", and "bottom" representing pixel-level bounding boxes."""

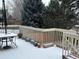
[{"left": 6, "top": 0, "right": 23, "bottom": 20}]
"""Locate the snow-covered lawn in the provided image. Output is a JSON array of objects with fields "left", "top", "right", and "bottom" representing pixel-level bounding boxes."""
[
  {"left": 0, "top": 29, "right": 63, "bottom": 59},
  {"left": 0, "top": 29, "right": 19, "bottom": 34}
]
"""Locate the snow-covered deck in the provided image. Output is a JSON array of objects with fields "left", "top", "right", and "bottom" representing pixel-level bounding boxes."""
[{"left": 0, "top": 39, "right": 62, "bottom": 59}]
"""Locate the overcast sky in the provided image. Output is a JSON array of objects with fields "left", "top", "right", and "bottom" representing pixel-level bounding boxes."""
[
  {"left": 0, "top": 0, "right": 2, "bottom": 8},
  {"left": 0, "top": 0, "right": 50, "bottom": 8}
]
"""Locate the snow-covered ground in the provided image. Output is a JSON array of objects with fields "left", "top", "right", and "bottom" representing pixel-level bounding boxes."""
[{"left": 0, "top": 29, "right": 63, "bottom": 59}]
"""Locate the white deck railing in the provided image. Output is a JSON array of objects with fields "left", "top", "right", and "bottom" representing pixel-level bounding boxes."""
[{"left": 63, "top": 32, "right": 79, "bottom": 58}]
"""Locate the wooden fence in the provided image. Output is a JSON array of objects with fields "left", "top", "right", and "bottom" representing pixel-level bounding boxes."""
[{"left": 19, "top": 26, "right": 68, "bottom": 47}]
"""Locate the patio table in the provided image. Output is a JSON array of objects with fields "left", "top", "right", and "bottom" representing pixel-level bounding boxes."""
[{"left": 0, "top": 33, "right": 17, "bottom": 48}]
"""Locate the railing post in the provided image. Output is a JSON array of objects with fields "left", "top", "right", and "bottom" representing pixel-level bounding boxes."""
[
  {"left": 62, "top": 33, "right": 64, "bottom": 56},
  {"left": 78, "top": 40, "right": 79, "bottom": 48},
  {"left": 75, "top": 39, "right": 77, "bottom": 48},
  {"left": 40, "top": 32, "right": 43, "bottom": 48},
  {"left": 72, "top": 38, "right": 73, "bottom": 46}
]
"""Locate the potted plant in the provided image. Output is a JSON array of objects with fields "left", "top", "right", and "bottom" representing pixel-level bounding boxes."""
[{"left": 18, "top": 33, "right": 23, "bottom": 38}]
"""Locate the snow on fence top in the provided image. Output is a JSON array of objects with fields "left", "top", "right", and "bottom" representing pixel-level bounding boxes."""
[{"left": 20, "top": 25, "right": 76, "bottom": 34}]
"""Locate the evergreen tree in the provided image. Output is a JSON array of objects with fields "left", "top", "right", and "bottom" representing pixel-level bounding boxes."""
[
  {"left": 77, "top": 0, "right": 79, "bottom": 8},
  {"left": 43, "top": 0, "right": 77, "bottom": 29},
  {"left": 21, "top": 0, "right": 45, "bottom": 28}
]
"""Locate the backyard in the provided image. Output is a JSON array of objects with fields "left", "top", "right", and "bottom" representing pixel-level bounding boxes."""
[{"left": 0, "top": 0, "right": 79, "bottom": 59}]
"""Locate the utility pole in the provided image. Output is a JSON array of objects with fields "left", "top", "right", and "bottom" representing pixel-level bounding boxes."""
[{"left": 2, "top": 0, "right": 7, "bottom": 34}]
